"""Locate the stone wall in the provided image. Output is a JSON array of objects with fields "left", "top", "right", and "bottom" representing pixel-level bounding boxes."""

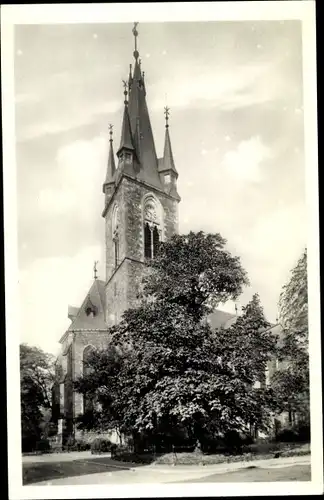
[
  {"left": 104, "top": 176, "right": 179, "bottom": 327},
  {"left": 105, "top": 261, "right": 130, "bottom": 327}
]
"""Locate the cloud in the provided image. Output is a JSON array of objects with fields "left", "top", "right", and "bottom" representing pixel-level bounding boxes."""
[
  {"left": 150, "top": 60, "right": 288, "bottom": 112},
  {"left": 38, "top": 136, "right": 107, "bottom": 220},
  {"left": 19, "top": 244, "right": 105, "bottom": 355},
  {"left": 244, "top": 203, "right": 306, "bottom": 269},
  {"left": 15, "top": 93, "right": 40, "bottom": 105},
  {"left": 221, "top": 135, "right": 271, "bottom": 183},
  {"left": 17, "top": 100, "right": 121, "bottom": 141}
]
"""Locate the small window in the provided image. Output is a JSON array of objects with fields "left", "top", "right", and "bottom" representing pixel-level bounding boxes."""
[
  {"left": 114, "top": 238, "right": 119, "bottom": 267},
  {"left": 125, "top": 152, "right": 132, "bottom": 162},
  {"left": 164, "top": 174, "right": 171, "bottom": 184},
  {"left": 59, "top": 383, "right": 64, "bottom": 412}
]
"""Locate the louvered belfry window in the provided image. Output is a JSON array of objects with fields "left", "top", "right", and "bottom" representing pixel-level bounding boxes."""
[{"left": 144, "top": 222, "right": 152, "bottom": 258}]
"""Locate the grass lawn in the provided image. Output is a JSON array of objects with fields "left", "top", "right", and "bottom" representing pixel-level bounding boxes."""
[
  {"left": 154, "top": 443, "right": 310, "bottom": 465},
  {"left": 111, "top": 442, "right": 310, "bottom": 466}
]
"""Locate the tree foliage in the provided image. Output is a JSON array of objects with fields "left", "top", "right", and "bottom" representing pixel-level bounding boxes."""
[
  {"left": 279, "top": 248, "right": 308, "bottom": 349},
  {"left": 75, "top": 232, "right": 278, "bottom": 442},
  {"left": 272, "top": 248, "right": 309, "bottom": 420},
  {"left": 20, "top": 343, "right": 55, "bottom": 450},
  {"left": 142, "top": 231, "right": 249, "bottom": 320}
]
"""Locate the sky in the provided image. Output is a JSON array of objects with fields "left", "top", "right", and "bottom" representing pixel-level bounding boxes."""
[{"left": 15, "top": 20, "right": 306, "bottom": 355}]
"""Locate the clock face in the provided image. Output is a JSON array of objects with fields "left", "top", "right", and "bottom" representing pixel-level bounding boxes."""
[{"left": 144, "top": 202, "right": 157, "bottom": 222}]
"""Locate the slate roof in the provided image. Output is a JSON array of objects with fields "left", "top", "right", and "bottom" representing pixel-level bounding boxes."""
[
  {"left": 103, "top": 135, "right": 117, "bottom": 188},
  {"left": 208, "top": 309, "right": 237, "bottom": 330},
  {"left": 207, "top": 309, "right": 282, "bottom": 337},
  {"left": 59, "top": 280, "right": 108, "bottom": 343}
]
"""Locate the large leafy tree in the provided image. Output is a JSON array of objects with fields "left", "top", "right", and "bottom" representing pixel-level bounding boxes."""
[
  {"left": 75, "top": 232, "right": 277, "bottom": 443},
  {"left": 272, "top": 248, "right": 309, "bottom": 421},
  {"left": 143, "top": 231, "right": 249, "bottom": 321},
  {"left": 20, "top": 343, "right": 55, "bottom": 449}
]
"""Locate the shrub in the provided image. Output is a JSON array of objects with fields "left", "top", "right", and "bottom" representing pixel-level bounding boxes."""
[
  {"left": 35, "top": 438, "right": 51, "bottom": 453},
  {"left": 90, "top": 438, "right": 112, "bottom": 455},
  {"left": 276, "top": 423, "right": 310, "bottom": 443},
  {"left": 111, "top": 443, "right": 128, "bottom": 458},
  {"left": 76, "top": 440, "right": 91, "bottom": 451},
  {"left": 22, "top": 435, "right": 38, "bottom": 453},
  {"left": 64, "top": 435, "right": 76, "bottom": 451},
  {"left": 277, "top": 428, "right": 299, "bottom": 442},
  {"left": 64, "top": 438, "right": 91, "bottom": 452},
  {"left": 223, "top": 430, "right": 245, "bottom": 453},
  {"left": 112, "top": 446, "right": 154, "bottom": 464},
  {"left": 295, "top": 423, "right": 310, "bottom": 442}
]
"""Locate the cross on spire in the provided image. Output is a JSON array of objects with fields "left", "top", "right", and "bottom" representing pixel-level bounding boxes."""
[
  {"left": 108, "top": 124, "right": 113, "bottom": 141},
  {"left": 93, "top": 261, "right": 98, "bottom": 280},
  {"left": 164, "top": 106, "right": 170, "bottom": 128},
  {"left": 132, "top": 22, "right": 139, "bottom": 60},
  {"left": 122, "top": 80, "right": 128, "bottom": 105}
]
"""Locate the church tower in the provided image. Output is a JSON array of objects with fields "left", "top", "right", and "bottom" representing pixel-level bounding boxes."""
[{"left": 102, "top": 23, "right": 180, "bottom": 326}]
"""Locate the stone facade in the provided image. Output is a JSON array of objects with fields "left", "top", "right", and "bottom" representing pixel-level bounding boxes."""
[{"left": 104, "top": 176, "right": 179, "bottom": 326}]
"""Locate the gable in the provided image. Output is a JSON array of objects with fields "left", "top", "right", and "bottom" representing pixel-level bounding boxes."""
[{"left": 59, "top": 280, "right": 108, "bottom": 342}]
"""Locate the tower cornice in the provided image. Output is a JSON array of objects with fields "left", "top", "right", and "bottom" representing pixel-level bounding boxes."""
[{"left": 102, "top": 171, "right": 181, "bottom": 218}]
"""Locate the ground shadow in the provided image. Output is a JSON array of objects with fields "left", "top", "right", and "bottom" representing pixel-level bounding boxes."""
[
  {"left": 174, "top": 464, "right": 311, "bottom": 483},
  {"left": 23, "top": 455, "right": 147, "bottom": 485}
]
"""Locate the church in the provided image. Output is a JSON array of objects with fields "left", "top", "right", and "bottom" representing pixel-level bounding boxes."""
[{"left": 53, "top": 23, "right": 285, "bottom": 445}]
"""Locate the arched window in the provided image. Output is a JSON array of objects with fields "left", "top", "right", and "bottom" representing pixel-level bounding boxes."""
[
  {"left": 143, "top": 196, "right": 162, "bottom": 260},
  {"left": 112, "top": 205, "right": 120, "bottom": 268},
  {"left": 83, "top": 345, "right": 95, "bottom": 413},
  {"left": 144, "top": 222, "right": 152, "bottom": 258}
]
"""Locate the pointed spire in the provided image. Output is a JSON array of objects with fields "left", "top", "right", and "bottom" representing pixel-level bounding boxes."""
[
  {"left": 117, "top": 81, "right": 135, "bottom": 155},
  {"left": 107, "top": 124, "right": 116, "bottom": 176},
  {"left": 126, "top": 22, "right": 162, "bottom": 189},
  {"left": 103, "top": 124, "right": 116, "bottom": 191},
  {"left": 135, "top": 116, "right": 142, "bottom": 163},
  {"left": 161, "top": 106, "right": 178, "bottom": 176}
]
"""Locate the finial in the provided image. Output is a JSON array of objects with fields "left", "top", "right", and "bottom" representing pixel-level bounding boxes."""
[
  {"left": 132, "top": 22, "right": 139, "bottom": 60},
  {"left": 122, "top": 80, "right": 128, "bottom": 105},
  {"left": 93, "top": 261, "right": 98, "bottom": 280},
  {"left": 164, "top": 106, "right": 170, "bottom": 128},
  {"left": 108, "top": 124, "right": 113, "bottom": 142}
]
